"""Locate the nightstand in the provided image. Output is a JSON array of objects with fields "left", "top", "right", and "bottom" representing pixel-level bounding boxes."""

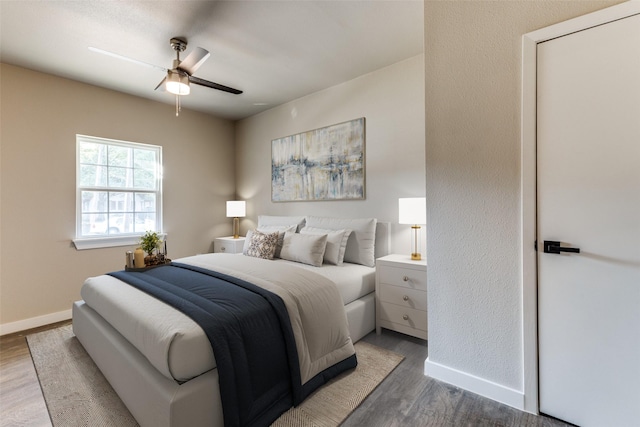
[
  {"left": 213, "top": 236, "right": 246, "bottom": 254},
  {"left": 375, "top": 254, "right": 427, "bottom": 340}
]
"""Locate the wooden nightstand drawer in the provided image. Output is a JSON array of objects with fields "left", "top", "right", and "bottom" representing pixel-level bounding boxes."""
[
  {"left": 379, "top": 284, "right": 427, "bottom": 311},
  {"left": 378, "top": 302, "right": 427, "bottom": 332},
  {"left": 378, "top": 265, "right": 426, "bottom": 291}
]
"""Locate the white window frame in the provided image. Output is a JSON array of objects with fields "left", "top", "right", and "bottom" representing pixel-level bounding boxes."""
[{"left": 73, "top": 135, "right": 163, "bottom": 250}]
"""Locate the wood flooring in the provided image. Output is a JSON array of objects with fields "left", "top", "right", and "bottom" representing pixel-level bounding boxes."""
[
  {"left": 345, "top": 332, "right": 570, "bottom": 427},
  {"left": 0, "top": 321, "right": 70, "bottom": 427},
  {"left": 0, "top": 322, "right": 570, "bottom": 427}
]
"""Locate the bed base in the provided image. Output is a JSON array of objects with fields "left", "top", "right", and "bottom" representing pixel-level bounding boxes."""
[
  {"left": 344, "top": 292, "right": 376, "bottom": 342},
  {"left": 73, "top": 301, "right": 222, "bottom": 427},
  {"left": 72, "top": 292, "right": 375, "bottom": 427}
]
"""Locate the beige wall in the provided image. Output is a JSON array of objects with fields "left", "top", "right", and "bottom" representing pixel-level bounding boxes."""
[
  {"left": 0, "top": 63, "right": 235, "bottom": 328},
  {"left": 424, "top": 0, "right": 624, "bottom": 405},
  {"left": 235, "top": 55, "right": 426, "bottom": 255}
]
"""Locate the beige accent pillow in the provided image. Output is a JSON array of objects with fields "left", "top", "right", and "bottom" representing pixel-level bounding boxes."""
[
  {"left": 300, "top": 227, "right": 352, "bottom": 265},
  {"left": 305, "top": 216, "right": 377, "bottom": 267},
  {"left": 279, "top": 232, "right": 328, "bottom": 267}
]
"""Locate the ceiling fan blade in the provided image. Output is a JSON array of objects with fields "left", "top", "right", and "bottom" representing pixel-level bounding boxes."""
[
  {"left": 189, "top": 76, "right": 243, "bottom": 95},
  {"left": 178, "top": 47, "right": 210, "bottom": 75},
  {"left": 88, "top": 47, "right": 167, "bottom": 72},
  {"left": 154, "top": 76, "right": 167, "bottom": 92}
]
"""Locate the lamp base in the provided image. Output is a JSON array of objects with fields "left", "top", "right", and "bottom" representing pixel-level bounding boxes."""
[
  {"left": 232, "top": 217, "right": 240, "bottom": 239},
  {"left": 410, "top": 225, "right": 422, "bottom": 261}
]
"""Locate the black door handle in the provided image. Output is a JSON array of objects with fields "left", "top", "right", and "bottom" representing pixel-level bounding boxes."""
[{"left": 543, "top": 240, "right": 581, "bottom": 254}]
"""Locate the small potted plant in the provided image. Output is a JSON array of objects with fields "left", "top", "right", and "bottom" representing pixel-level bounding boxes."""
[{"left": 139, "top": 231, "right": 162, "bottom": 266}]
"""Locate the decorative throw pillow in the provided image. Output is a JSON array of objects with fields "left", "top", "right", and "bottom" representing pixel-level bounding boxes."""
[
  {"left": 305, "top": 216, "right": 377, "bottom": 267},
  {"left": 300, "top": 227, "right": 352, "bottom": 265},
  {"left": 255, "top": 225, "right": 296, "bottom": 258},
  {"left": 279, "top": 232, "right": 328, "bottom": 267},
  {"left": 243, "top": 229, "right": 279, "bottom": 260}
]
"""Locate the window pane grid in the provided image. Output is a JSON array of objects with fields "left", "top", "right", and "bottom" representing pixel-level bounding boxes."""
[
  {"left": 77, "top": 135, "right": 161, "bottom": 239},
  {"left": 80, "top": 190, "right": 158, "bottom": 236},
  {"left": 79, "top": 152, "right": 158, "bottom": 191}
]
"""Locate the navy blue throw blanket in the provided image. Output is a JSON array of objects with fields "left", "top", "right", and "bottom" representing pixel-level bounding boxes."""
[{"left": 109, "top": 262, "right": 303, "bottom": 427}]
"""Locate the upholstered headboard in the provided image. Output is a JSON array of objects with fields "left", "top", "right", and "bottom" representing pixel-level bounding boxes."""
[
  {"left": 256, "top": 215, "right": 390, "bottom": 265},
  {"left": 374, "top": 221, "right": 391, "bottom": 259}
]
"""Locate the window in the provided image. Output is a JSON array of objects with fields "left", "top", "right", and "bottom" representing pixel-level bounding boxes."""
[{"left": 74, "top": 135, "right": 162, "bottom": 249}]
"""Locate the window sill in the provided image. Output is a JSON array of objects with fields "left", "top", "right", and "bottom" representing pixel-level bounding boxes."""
[{"left": 73, "top": 233, "right": 166, "bottom": 250}]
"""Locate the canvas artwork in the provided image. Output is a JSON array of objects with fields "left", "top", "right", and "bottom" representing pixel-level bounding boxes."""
[{"left": 271, "top": 118, "right": 365, "bottom": 202}]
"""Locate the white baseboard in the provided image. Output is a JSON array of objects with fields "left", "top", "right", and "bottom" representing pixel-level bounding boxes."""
[
  {"left": 0, "top": 309, "right": 72, "bottom": 336},
  {"left": 424, "top": 357, "right": 525, "bottom": 411}
]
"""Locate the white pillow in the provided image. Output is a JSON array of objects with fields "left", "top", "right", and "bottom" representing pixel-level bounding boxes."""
[
  {"left": 258, "top": 215, "right": 306, "bottom": 232},
  {"left": 279, "top": 232, "right": 327, "bottom": 267},
  {"left": 242, "top": 229, "right": 279, "bottom": 260},
  {"left": 242, "top": 229, "right": 254, "bottom": 253},
  {"left": 304, "top": 216, "right": 377, "bottom": 267},
  {"left": 300, "top": 227, "right": 351, "bottom": 265}
]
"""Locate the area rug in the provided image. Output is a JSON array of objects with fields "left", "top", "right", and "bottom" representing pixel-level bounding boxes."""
[{"left": 27, "top": 324, "right": 403, "bottom": 426}]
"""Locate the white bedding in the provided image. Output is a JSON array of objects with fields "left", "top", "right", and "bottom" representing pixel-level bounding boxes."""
[
  {"left": 80, "top": 253, "right": 374, "bottom": 382},
  {"left": 267, "top": 257, "right": 375, "bottom": 305}
]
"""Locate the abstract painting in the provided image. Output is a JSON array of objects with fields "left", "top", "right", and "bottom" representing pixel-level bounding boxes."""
[{"left": 272, "top": 118, "right": 365, "bottom": 202}]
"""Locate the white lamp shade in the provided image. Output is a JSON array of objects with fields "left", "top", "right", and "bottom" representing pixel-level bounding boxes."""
[
  {"left": 398, "top": 197, "right": 426, "bottom": 225},
  {"left": 166, "top": 71, "right": 190, "bottom": 95},
  {"left": 226, "top": 201, "right": 246, "bottom": 217}
]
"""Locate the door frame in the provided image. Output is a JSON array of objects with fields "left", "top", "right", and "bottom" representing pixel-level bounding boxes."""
[{"left": 520, "top": 1, "right": 640, "bottom": 415}]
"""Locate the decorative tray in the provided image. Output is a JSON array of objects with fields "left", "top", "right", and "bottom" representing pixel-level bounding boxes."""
[{"left": 125, "top": 261, "right": 172, "bottom": 272}]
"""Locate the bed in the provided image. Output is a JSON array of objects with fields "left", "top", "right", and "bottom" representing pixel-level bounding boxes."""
[{"left": 72, "top": 216, "right": 389, "bottom": 427}]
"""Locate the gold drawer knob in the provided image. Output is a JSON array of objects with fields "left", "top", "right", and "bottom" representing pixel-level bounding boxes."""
[
  {"left": 403, "top": 314, "right": 409, "bottom": 321},
  {"left": 403, "top": 295, "right": 409, "bottom": 301},
  {"left": 403, "top": 276, "right": 409, "bottom": 282}
]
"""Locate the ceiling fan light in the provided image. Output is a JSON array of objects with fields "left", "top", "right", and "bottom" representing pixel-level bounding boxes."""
[{"left": 166, "top": 71, "right": 190, "bottom": 95}]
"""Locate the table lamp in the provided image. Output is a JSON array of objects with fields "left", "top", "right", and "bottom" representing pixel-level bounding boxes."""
[
  {"left": 398, "top": 197, "right": 426, "bottom": 260},
  {"left": 226, "top": 201, "right": 246, "bottom": 239}
]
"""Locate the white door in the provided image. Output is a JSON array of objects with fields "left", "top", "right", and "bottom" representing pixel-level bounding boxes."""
[{"left": 537, "top": 13, "right": 640, "bottom": 427}]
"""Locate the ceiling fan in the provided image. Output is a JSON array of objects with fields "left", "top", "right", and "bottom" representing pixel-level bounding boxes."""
[{"left": 89, "top": 37, "right": 242, "bottom": 115}]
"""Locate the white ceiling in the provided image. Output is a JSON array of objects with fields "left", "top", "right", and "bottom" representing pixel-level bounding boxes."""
[{"left": 0, "top": 1, "right": 424, "bottom": 120}]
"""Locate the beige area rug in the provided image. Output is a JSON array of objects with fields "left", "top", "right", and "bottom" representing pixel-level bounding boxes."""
[{"left": 27, "top": 325, "right": 403, "bottom": 426}]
